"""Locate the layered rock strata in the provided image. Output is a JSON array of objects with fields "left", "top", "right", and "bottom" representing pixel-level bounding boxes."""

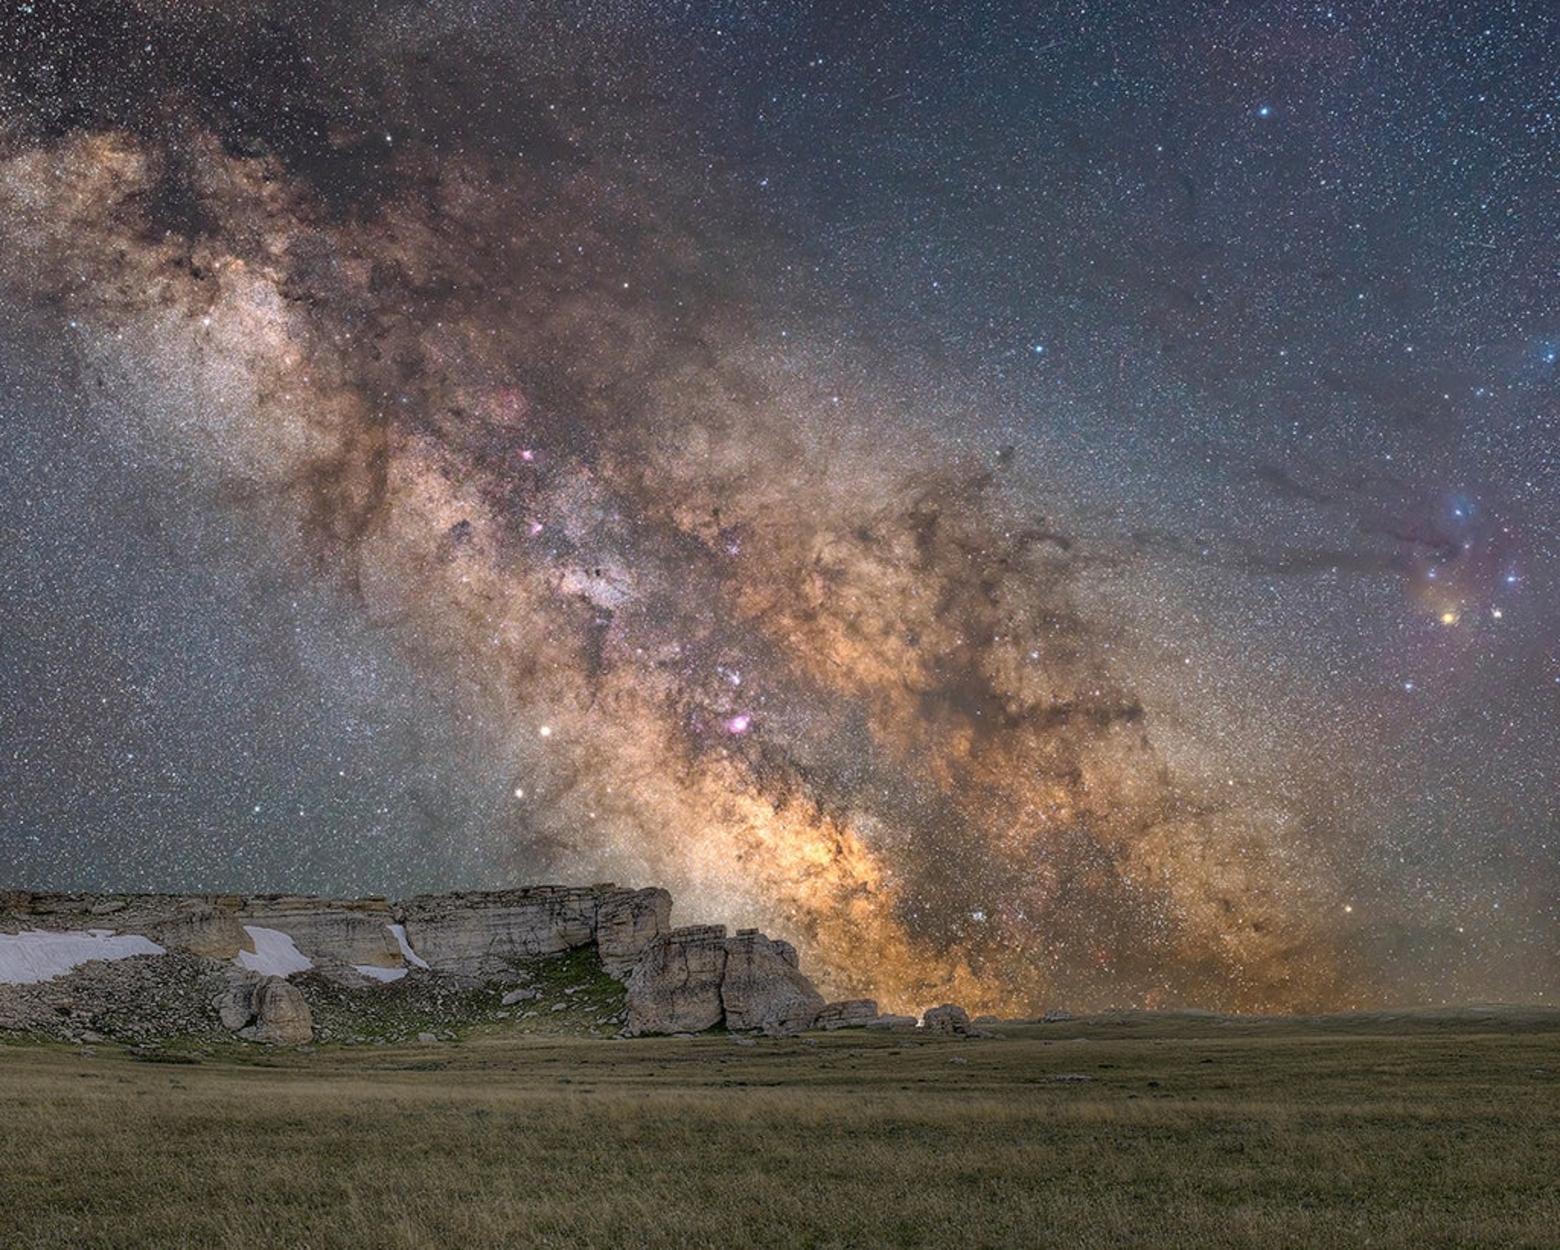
[{"left": 1, "top": 885, "right": 862, "bottom": 1042}]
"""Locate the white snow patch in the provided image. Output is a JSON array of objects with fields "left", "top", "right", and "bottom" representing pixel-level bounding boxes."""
[
  {"left": 354, "top": 964, "right": 408, "bottom": 983},
  {"left": 235, "top": 926, "right": 313, "bottom": 977},
  {"left": 0, "top": 929, "right": 165, "bottom": 985},
  {"left": 387, "top": 923, "right": 429, "bottom": 969}
]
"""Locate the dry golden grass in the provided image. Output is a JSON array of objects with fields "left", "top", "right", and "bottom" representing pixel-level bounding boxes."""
[{"left": 2, "top": 1018, "right": 1558, "bottom": 1248}]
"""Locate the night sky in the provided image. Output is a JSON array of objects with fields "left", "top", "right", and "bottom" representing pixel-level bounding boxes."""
[{"left": 0, "top": 1, "right": 1554, "bottom": 1014}]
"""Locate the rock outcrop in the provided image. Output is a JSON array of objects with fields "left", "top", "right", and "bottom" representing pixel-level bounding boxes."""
[
  {"left": 1, "top": 885, "right": 671, "bottom": 988},
  {"left": 238, "top": 897, "right": 401, "bottom": 970},
  {"left": 398, "top": 886, "right": 670, "bottom": 979},
  {"left": 597, "top": 890, "right": 675, "bottom": 976},
  {"left": 623, "top": 926, "right": 826, "bottom": 1037},
  {"left": 1, "top": 885, "right": 830, "bottom": 1043}
]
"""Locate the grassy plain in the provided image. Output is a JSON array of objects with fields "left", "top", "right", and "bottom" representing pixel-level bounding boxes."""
[{"left": 2, "top": 1011, "right": 1557, "bottom": 1249}]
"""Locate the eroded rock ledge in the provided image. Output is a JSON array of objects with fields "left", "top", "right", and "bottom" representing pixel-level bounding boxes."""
[{"left": 0, "top": 886, "right": 929, "bottom": 1045}]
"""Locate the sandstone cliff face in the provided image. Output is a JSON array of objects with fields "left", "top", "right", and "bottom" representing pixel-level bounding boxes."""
[
  {"left": 238, "top": 897, "right": 402, "bottom": 969},
  {"left": 395, "top": 886, "right": 669, "bottom": 979},
  {"left": 1, "top": 884, "right": 834, "bottom": 1043},
  {"left": 0, "top": 885, "right": 669, "bottom": 985},
  {"left": 595, "top": 889, "right": 674, "bottom": 977}
]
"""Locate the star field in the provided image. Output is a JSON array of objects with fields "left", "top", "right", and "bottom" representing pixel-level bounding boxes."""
[{"left": 0, "top": 1, "right": 1554, "bottom": 1013}]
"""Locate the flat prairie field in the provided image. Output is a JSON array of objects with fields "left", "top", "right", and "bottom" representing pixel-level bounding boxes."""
[{"left": 2, "top": 1013, "right": 1558, "bottom": 1250}]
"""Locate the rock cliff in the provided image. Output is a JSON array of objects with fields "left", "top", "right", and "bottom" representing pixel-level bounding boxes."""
[{"left": 1, "top": 885, "right": 920, "bottom": 1045}]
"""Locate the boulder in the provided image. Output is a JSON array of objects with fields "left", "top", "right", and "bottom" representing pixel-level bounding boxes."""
[
  {"left": 720, "top": 932, "right": 824, "bottom": 1036},
  {"left": 815, "top": 999, "right": 879, "bottom": 1030},
  {"left": 216, "top": 974, "right": 312, "bottom": 1044},
  {"left": 624, "top": 925, "right": 729, "bottom": 1035},
  {"left": 626, "top": 926, "right": 825, "bottom": 1037},
  {"left": 921, "top": 1004, "right": 974, "bottom": 1035},
  {"left": 216, "top": 977, "right": 256, "bottom": 1031}
]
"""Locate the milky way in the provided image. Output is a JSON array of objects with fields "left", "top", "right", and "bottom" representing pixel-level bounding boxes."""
[{"left": 1, "top": 2, "right": 1554, "bottom": 1013}]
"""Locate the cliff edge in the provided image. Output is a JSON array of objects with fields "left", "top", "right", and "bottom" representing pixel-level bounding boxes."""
[{"left": 0, "top": 886, "right": 911, "bottom": 1046}]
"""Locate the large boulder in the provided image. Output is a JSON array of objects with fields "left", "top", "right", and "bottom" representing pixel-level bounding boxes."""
[
  {"left": 815, "top": 999, "right": 879, "bottom": 1030},
  {"left": 921, "top": 1003, "right": 974, "bottom": 1035},
  {"left": 624, "top": 925, "right": 729, "bottom": 1035},
  {"left": 865, "top": 1013, "right": 918, "bottom": 1031},
  {"left": 216, "top": 974, "right": 313, "bottom": 1044},
  {"left": 625, "top": 926, "right": 825, "bottom": 1037},
  {"left": 720, "top": 932, "right": 824, "bottom": 1036}
]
